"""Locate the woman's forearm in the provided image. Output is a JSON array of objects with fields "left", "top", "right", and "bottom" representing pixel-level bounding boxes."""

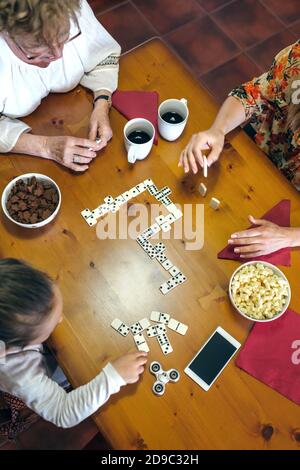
[
  {"left": 211, "top": 96, "right": 247, "bottom": 135},
  {"left": 11, "top": 133, "right": 47, "bottom": 158},
  {"left": 93, "top": 89, "right": 112, "bottom": 116},
  {"left": 286, "top": 227, "right": 300, "bottom": 248},
  {"left": 94, "top": 89, "right": 112, "bottom": 100}
]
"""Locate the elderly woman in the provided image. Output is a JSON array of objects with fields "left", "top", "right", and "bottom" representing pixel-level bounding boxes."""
[
  {"left": 179, "top": 40, "right": 300, "bottom": 258},
  {"left": 0, "top": 0, "right": 121, "bottom": 171}
]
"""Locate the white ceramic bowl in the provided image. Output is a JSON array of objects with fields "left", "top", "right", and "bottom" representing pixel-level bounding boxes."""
[
  {"left": 229, "top": 261, "right": 291, "bottom": 322},
  {"left": 1, "top": 173, "right": 61, "bottom": 229}
]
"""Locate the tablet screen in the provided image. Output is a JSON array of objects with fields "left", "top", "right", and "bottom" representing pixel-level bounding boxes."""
[{"left": 189, "top": 331, "right": 238, "bottom": 385}]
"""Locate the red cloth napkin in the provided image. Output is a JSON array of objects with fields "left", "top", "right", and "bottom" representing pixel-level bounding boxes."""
[
  {"left": 236, "top": 309, "right": 300, "bottom": 405},
  {"left": 112, "top": 90, "right": 159, "bottom": 144},
  {"left": 218, "top": 199, "right": 291, "bottom": 266}
]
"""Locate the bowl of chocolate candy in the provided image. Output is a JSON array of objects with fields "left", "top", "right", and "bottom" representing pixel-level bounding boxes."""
[{"left": 2, "top": 173, "right": 61, "bottom": 228}]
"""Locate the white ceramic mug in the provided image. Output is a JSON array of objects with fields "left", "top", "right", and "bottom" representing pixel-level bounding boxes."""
[
  {"left": 158, "top": 98, "right": 189, "bottom": 141},
  {"left": 124, "top": 118, "right": 155, "bottom": 164}
]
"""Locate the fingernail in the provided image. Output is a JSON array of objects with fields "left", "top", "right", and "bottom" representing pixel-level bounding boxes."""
[
  {"left": 234, "top": 248, "right": 240, "bottom": 253},
  {"left": 231, "top": 234, "right": 237, "bottom": 238},
  {"left": 228, "top": 240, "right": 233, "bottom": 244}
]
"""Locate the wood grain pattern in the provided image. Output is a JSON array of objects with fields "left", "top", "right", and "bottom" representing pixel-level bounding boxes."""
[{"left": 1, "top": 39, "right": 300, "bottom": 450}]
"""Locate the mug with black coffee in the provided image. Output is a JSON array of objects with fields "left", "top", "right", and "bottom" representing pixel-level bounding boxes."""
[
  {"left": 124, "top": 118, "right": 155, "bottom": 163},
  {"left": 158, "top": 98, "right": 189, "bottom": 141}
]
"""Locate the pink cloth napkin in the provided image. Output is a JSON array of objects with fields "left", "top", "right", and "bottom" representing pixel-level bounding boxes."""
[
  {"left": 236, "top": 309, "right": 300, "bottom": 405},
  {"left": 112, "top": 90, "right": 159, "bottom": 144},
  {"left": 218, "top": 200, "right": 291, "bottom": 266}
]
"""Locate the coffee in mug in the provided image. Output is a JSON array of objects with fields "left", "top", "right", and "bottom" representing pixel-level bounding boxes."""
[
  {"left": 124, "top": 118, "right": 155, "bottom": 164},
  {"left": 161, "top": 111, "right": 184, "bottom": 124},
  {"left": 128, "top": 130, "right": 151, "bottom": 144},
  {"left": 158, "top": 98, "right": 189, "bottom": 141}
]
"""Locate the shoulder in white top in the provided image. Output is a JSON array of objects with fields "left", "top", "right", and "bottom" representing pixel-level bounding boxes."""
[{"left": 0, "top": 344, "right": 126, "bottom": 428}]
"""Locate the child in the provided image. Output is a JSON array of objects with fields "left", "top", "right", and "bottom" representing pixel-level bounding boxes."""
[{"left": 0, "top": 258, "right": 147, "bottom": 428}]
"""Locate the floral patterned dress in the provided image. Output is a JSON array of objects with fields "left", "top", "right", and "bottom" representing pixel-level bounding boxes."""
[{"left": 229, "top": 40, "right": 300, "bottom": 190}]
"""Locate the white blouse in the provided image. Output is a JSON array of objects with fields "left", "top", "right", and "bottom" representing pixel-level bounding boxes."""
[
  {"left": 0, "top": 0, "right": 121, "bottom": 152},
  {"left": 0, "top": 344, "right": 126, "bottom": 428}
]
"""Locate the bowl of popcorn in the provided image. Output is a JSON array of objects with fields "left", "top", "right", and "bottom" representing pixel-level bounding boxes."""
[
  {"left": 1, "top": 173, "right": 61, "bottom": 228},
  {"left": 229, "top": 261, "right": 291, "bottom": 322}
]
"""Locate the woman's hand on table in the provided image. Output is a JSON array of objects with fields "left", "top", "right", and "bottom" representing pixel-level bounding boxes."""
[
  {"left": 228, "top": 216, "right": 299, "bottom": 258},
  {"left": 112, "top": 351, "right": 148, "bottom": 384},
  {"left": 178, "top": 127, "right": 225, "bottom": 174},
  {"left": 43, "top": 136, "right": 102, "bottom": 172},
  {"left": 89, "top": 100, "right": 113, "bottom": 150}
]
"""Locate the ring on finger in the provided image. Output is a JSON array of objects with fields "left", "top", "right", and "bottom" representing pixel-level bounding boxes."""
[{"left": 73, "top": 155, "right": 82, "bottom": 164}]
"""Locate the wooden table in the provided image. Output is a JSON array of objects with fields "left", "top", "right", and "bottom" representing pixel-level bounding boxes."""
[{"left": 1, "top": 39, "right": 300, "bottom": 450}]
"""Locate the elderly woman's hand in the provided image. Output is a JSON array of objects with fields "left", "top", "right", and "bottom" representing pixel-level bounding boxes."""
[
  {"left": 88, "top": 100, "right": 113, "bottom": 150},
  {"left": 228, "top": 216, "right": 294, "bottom": 258},
  {"left": 43, "top": 136, "right": 102, "bottom": 172}
]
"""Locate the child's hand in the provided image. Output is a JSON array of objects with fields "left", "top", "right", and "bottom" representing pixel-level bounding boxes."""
[{"left": 112, "top": 351, "right": 148, "bottom": 384}]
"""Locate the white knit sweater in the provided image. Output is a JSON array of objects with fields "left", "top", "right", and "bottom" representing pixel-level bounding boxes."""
[{"left": 0, "top": 0, "right": 121, "bottom": 152}]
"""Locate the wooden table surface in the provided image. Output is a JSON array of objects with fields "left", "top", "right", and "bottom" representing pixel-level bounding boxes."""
[{"left": 1, "top": 39, "right": 300, "bottom": 450}]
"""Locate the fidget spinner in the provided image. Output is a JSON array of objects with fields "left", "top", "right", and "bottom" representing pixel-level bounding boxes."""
[{"left": 149, "top": 361, "right": 180, "bottom": 396}]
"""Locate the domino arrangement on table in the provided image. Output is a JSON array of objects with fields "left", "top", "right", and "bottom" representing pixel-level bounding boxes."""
[
  {"left": 81, "top": 179, "right": 187, "bottom": 295},
  {"left": 111, "top": 311, "right": 188, "bottom": 355}
]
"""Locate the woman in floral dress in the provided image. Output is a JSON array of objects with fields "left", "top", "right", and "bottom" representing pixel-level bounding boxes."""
[{"left": 178, "top": 40, "right": 300, "bottom": 258}]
